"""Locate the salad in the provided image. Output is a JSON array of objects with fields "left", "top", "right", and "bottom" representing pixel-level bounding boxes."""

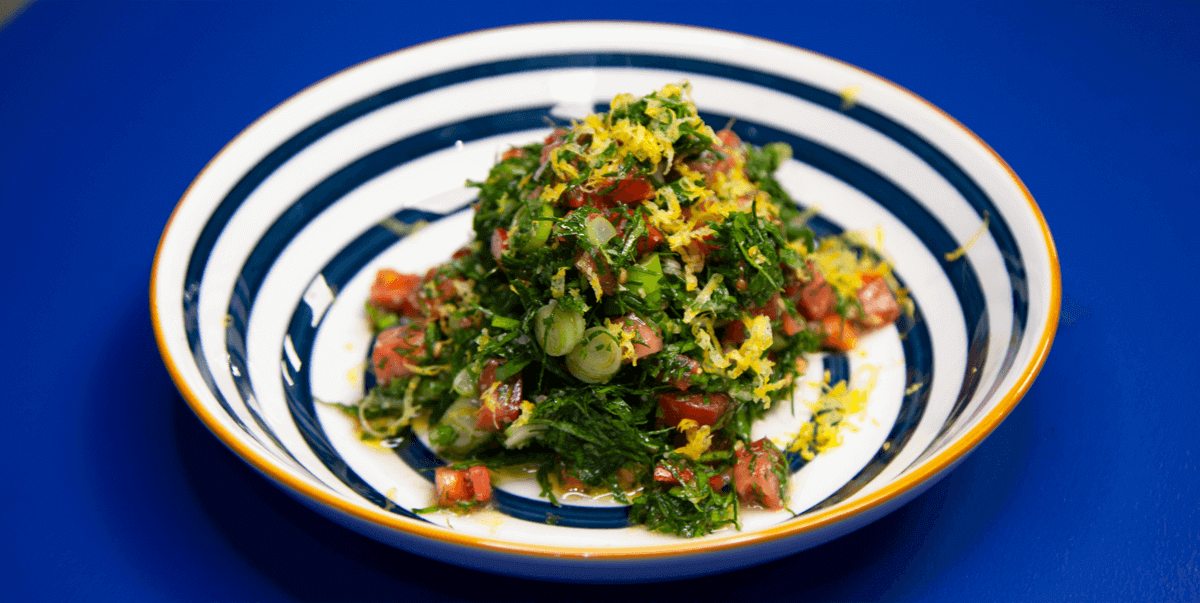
[{"left": 347, "top": 83, "right": 904, "bottom": 537}]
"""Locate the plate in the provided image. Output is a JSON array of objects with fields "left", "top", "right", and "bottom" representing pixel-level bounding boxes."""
[{"left": 151, "top": 22, "right": 1059, "bottom": 582}]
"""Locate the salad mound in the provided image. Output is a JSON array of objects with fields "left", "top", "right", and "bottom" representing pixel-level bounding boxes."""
[{"left": 349, "top": 83, "right": 903, "bottom": 536}]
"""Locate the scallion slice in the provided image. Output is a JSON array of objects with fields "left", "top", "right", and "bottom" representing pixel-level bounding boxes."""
[{"left": 566, "top": 327, "right": 622, "bottom": 383}]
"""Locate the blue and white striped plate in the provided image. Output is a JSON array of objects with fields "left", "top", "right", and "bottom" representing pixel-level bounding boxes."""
[{"left": 151, "top": 22, "right": 1059, "bottom": 582}]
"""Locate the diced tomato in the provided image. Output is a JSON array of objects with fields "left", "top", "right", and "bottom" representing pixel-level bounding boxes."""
[
  {"left": 501, "top": 147, "right": 527, "bottom": 160},
  {"left": 683, "top": 130, "right": 744, "bottom": 185},
  {"left": 613, "top": 313, "right": 663, "bottom": 361},
  {"left": 562, "top": 184, "right": 616, "bottom": 210},
  {"left": 605, "top": 207, "right": 665, "bottom": 256},
  {"left": 716, "top": 129, "right": 743, "bottom": 149},
  {"left": 797, "top": 267, "right": 837, "bottom": 320},
  {"left": 412, "top": 267, "right": 465, "bottom": 319},
  {"left": 820, "top": 314, "right": 859, "bottom": 352},
  {"left": 780, "top": 311, "right": 802, "bottom": 337},
  {"left": 490, "top": 228, "right": 509, "bottom": 261},
  {"left": 466, "top": 466, "right": 492, "bottom": 503},
  {"left": 709, "top": 475, "right": 727, "bottom": 492},
  {"left": 574, "top": 249, "right": 618, "bottom": 296},
  {"left": 688, "top": 235, "right": 721, "bottom": 258},
  {"left": 435, "top": 465, "right": 491, "bottom": 506},
  {"left": 637, "top": 223, "right": 665, "bottom": 255},
  {"left": 856, "top": 275, "right": 900, "bottom": 329},
  {"left": 722, "top": 320, "right": 747, "bottom": 347},
  {"left": 658, "top": 392, "right": 732, "bottom": 428},
  {"left": 559, "top": 466, "right": 587, "bottom": 492},
  {"left": 658, "top": 355, "right": 702, "bottom": 390},
  {"left": 733, "top": 439, "right": 784, "bottom": 510},
  {"left": 371, "top": 323, "right": 426, "bottom": 386},
  {"left": 610, "top": 178, "right": 655, "bottom": 204},
  {"left": 539, "top": 128, "right": 567, "bottom": 164},
  {"left": 713, "top": 132, "right": 742, "bottom": 175},
  {"left": 748, "top": 293, "right": 784, "bottom": 321},
  {"left": 655, "top": 463, "right": 727, "bottom": 492},
  {"left": 435, "top": 467, "right": 470, "bottom": 506},
  {"left": 475, "top": 358, "right": 523, "bottom": 431},
  {"left": 653, "top": 462, "right": 696, "bottom": 486},
  {"left": 368, "top": 269, "right": 422, "bottom": 317}
]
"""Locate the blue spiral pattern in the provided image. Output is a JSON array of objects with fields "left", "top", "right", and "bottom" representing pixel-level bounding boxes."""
[{"left": 179, "top": 53, "right": 1028, "bottom": 528}]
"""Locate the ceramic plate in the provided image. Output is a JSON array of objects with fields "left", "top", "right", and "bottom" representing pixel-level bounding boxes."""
[{"left": 151, "top": 22, "right": 1059, "bottom": 582}]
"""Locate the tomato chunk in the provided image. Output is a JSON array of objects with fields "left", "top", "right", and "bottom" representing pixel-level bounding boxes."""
[
  {"left": 733, "top": 439, "right": 785, "bottom": 510},
  {"left": 435, "top": 465, "right": 492, "bottom": 506},
  {"left": 610, "top": 178, "right": 655, "bottom": 204},
  {"left": 490, "top": 228, "right": 509, "bottom": 261},
  {"left": 574, "top": 248, "right": 618, "bottom": 296},
  {"left": 797, "top": 268, "right": 836, "bottom": 320},
  {"left": 369, "top": 269, "right": 422, "bottom": 317},
  {"left": 613, "top": 313, "right": 663, "bottom": 361},
  {"left": 820, "top": 314, "right": 859, "bottom": 352},
  {"left": 539, "top": 128, "right": 567, "bottom": 164},
  {"left": 466, "top": 466, "right": 492, "bottom": 502},
  {"left": 605, "top": 207, "right": 665, "bottom": 256},
  {"left": 856, "top": 275, "right": 900, "bottom": 329},
  {"left": 475, "top": 359, "right": 523, "bottom": 431},
  {"left": 658, "top": 392, "right": 732, "bottom": 427},
  {"left": 658, "top": 355, "right": 702, "bottom": 390},
  {"left": 371, "top": 323, "right": 426, "bottom": 386},
  {"left": 780, "top": 310, "right": 803, "bottom": 337},
  {"left": 653, "top": 462, "right": 696, "bottom": 486}
]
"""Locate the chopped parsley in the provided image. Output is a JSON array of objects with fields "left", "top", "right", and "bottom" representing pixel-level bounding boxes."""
[{"left": 347, "top": 83, "right": 905, "bottom": 536}]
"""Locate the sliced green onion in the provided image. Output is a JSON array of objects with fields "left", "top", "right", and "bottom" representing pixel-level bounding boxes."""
[
  {"left": 451, "top": 368, "right": 476, "bottom": 397},
  {"left": 625, "top": 253, "right": 663, "bottom": 306},
  {"left": 585, "top": 215, "right": 617, "bottom": 247},
  {"left": 534, "top": 301, "right": 584, "bottom": 356},
  {"left": 432, "top": 397, "right": 489, "bottom": 455},
  {"left": 661, "top": 256, "right": 683, "bottom": 278},
  {"left": 491, "top": 315, "right": 520, "bottom": 330},
  {"left": 510, "top": 203, "right": 555, "bottom": 253},
  {"left": 566, "top": 327, "right": 622, "bottom": 383}
]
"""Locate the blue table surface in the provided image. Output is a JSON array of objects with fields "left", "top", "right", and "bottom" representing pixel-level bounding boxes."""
[{"left": 3, "top": 1, "right": 1198, "bottom": 600}]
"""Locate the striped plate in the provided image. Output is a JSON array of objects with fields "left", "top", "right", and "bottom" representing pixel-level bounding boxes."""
[{"left": 151, "top": 22, "right": 1059, "bottom": 582}]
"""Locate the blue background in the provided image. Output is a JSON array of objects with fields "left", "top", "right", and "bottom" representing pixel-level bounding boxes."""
[{"left": 2, "top": 1, "right": 1197, "bottom": 600}]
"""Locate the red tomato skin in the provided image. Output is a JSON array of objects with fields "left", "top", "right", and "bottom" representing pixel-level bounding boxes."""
[
  {"left": 539, "top": 128, "right": 567, "bottom": 164},
  {"left": 435, "top": 466, "right": 492, "bottom": 506},
  {"left": 573, "top": 249, "right": 618, "bottom": 296},
  {"left": 636, "top": 224, "right": 665, "bottom": 255},
  {"left": 371, "top": 324, "right": 425, "bottom": 386},
  {"left": 605, "top": 207, "right": 665, "bottom": 256},
  {"left": 369, "top": 269, "right": 422, "bottom": 316},
  {"left": 613, "top": 313, "right": 663, "bottom": 361},
  {"left": 733, "top": 439, "right": 784, "bottom": 510},
  {"left": 658, "top": 355, "right": 702, "bottom": 390},
  {"left": 797, "top": 268, "right": 837, "bottom": 320},
  {"left": 490, "top": 228, "right": 509, "bottom": 261},
  {"left": 653, "top": 463, "right": 696, "bottom": 486},
  {"left": 820, "top": 314, "right": 859, "bottom": 352},
  {"left": 466, "top": 466, "right": 492, "bottom": 503},
  {"left": 856, "top": 275, "right": 900, "bottom": 329},
  {"left": 780, "top": 311, "right": 803, "bottom": 337},
  {"left": 722, "top": 320, "right": 747, "bottom": 347},
  {"left": 658, "top": 392, "right": 732, "bottom": 427},
  {"left": 610, "top": 178, "right": 655, "bottom": 204},
  {"left": 475, "top": 359, "right": 523, "bottom": 432},
  {"left": 435, "top": 467, "right": 471, "bottom": 506}
]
